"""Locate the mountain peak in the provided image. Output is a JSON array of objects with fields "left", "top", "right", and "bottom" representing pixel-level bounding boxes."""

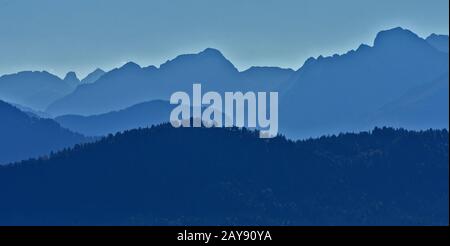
[
  {"left": 159, "top": 48, "right": 238, "bottom": 73},
  {"left": 373, "top": 27, "right": 423, "bottom": 48},
  {"left": 426, "top": 34, "right": 449, "bottom": 53},
  {"left": 199, "top": 48, "right": 224, "bottom": 57},
  {"left": 81, "top": 68, "right": 106, "bottom": 84},
  {"left": 120, "top": 62, "right": 141, "bottom": 70},
  {"left": 427, "top": 33, "right": 447, "bottom": 39},
  {"left": 92, "top": 68, "right": 105, "bottom": 74},
  {"left": 63, "top": 71, "right": 80, "bottom": 84}
]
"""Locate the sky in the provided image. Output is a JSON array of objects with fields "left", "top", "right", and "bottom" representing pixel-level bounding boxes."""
[{"left": 0, "top": 0, "right": 448, "bottom": 78}]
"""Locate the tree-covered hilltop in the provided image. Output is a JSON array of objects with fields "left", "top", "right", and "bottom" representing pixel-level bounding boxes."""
[{"left": 0, "top": 124, "right": 447, "bottom": 225}]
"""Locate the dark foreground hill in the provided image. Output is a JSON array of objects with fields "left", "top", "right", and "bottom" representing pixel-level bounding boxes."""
[{"left": 0, "top": 124, "right": 447, "bottom": 225}]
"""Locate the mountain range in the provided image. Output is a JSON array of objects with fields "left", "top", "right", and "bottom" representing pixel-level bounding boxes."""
[
  {"left": 0, "top": 27, "right": 448, "bottom": 140},
  {"left": 46, "top": 48, "right": 294, "bottom": 117},
  {"left": 280, "top": 27, "right": 448, "bottom": 138},
  {"left": 0, "top": 71, "right": 76, "bottom": 111}
]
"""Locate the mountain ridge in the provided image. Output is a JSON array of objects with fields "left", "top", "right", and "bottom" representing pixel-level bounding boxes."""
[
  {"left": 0, "top": 100, "right": 89, "bottom": 164},
  {"left": 55, "top": 100, "right": 175, "bottom": 136}
]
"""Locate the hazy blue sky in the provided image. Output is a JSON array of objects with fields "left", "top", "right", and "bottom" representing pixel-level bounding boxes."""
[{"left": 0, "top": 0, "right": 448, "bottom": 78}]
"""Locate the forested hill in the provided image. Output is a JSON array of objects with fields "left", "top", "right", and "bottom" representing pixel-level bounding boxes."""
[{"left": 0, "top": 124, "right": 448, "bottom": 225}]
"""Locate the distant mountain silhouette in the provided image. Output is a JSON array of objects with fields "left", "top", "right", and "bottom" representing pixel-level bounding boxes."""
[
  {"left": 63, "top": 71, "right": 80, "bottom": 85},
  {"left": 46, "top": 48, "right": 294, "bottom": 116},
  {"left": 0, "top": 71, "right": 77, "bottom": 111},
  {"left": 1, "top": 27, "right": 448, "bottom": 139},
  {"left": 80, "top": 68, "right": 106, "bottom": 84},
  {"left": 0, "top": 124, "right": 447, "bottom": 225},
  {"left": 369, "top": 73, "right": 449, "bottom": 129},
  {"left": 55, "top": 100, "right": 175, "bottom": 136},
  {"left": 11, "top": 103, "right": 52, "bottom": 119},
  {"left": 0, "top": 100, "right": 89, "bottom": 164},
  {"left": 239, "top": 66, "right": 294, "bottom": 91},
  {"left": 426, "top": 34, "right": 449, "bottom": 53},
  {"left": 280, "top": 27, "right": 449, "bottom": 138},
  {"left": 47, "top": 62, "right": 161, "bottom": 116}
]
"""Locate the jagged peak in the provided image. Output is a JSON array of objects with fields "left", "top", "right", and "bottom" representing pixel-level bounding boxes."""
[{"left": 63, "top": 71, "right": 80, "bottom": 82}]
